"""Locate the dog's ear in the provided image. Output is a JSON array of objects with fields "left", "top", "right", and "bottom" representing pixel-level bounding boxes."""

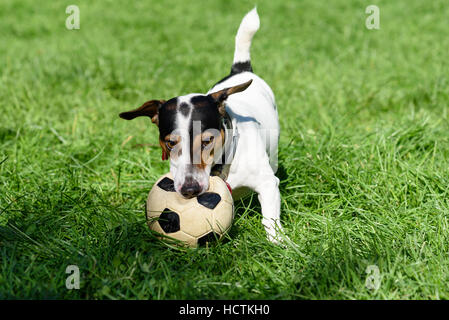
[
  {"left": 209, "top": 80, "right": 252, "bottom": 116},
  {"left": 119, "top": 100, "right": 165, "bottom": 125}
]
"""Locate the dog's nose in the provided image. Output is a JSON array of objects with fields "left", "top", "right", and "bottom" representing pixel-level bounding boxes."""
[{"left": 180, "top": 178, "right": 201, "bottom": 198}]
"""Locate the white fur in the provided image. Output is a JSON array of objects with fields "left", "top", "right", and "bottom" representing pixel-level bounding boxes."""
[
  {"left": 170, "top": 8, "right": 285, "bottom": 243},
  {"left": 208, "top": 72, "right": 284, "bottom": 244},
  {"left": 233, "top": 7, "right": 260, "bottom": 64},
  {"left": 207, "top": 9, "right": 285, "bottom": 244},
  {"left": 169, "top": 94, "right": 211, "bottom": 195}
]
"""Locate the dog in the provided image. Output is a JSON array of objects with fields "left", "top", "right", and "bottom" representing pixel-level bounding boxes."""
[{"left": 119, "top": 8, "right": 285, "bottom": 243}]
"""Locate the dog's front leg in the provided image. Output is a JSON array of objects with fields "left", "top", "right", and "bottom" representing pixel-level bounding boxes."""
[{"left": 255, "top": 175, "right": 286, "bottom": 244}]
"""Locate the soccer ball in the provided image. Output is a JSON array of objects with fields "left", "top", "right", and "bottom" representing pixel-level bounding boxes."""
[{"left": 146, "top": 173, "right": 234, "bottom": 247}]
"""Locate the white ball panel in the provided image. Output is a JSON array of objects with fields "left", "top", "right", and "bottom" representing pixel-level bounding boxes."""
[{"left": 180, "top": 206, "right": 214, "bottom": 237}]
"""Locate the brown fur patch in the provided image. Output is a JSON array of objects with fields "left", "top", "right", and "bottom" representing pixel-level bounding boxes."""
[
  {"left": 193, "top": 129, "right": 225, "bottom": 170},
  {"left": 159, "top": 139, "right": 169, "bottom": 156},
  {"left": 119, "top": 100, "right": 165, "bottom": 125},
  {"left": 160, "top": 130, "right": 225, "bottom": 168},
  {"left": 160, "top": 134, "right": 182, "bottom": 159}
]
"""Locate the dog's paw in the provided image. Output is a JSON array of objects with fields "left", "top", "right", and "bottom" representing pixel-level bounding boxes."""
[{"left": 263, "top": 219, "right": 290, "bottom": 246}]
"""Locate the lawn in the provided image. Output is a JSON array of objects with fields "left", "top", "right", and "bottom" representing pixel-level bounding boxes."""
[{"left": 1, "top": 0, "right": 449, "bottom": 299}]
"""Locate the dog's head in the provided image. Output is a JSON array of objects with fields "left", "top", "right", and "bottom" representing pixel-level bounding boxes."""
[{"left": 119, "top": 80, "right": 252, "bottom": 198}]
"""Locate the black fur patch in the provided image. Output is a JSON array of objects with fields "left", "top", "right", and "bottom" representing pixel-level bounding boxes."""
[
  {"left": 190, "top": 95, "right": 221, "bottom": 132},
  {"left": 158, "top": 98, "right": 178, "bottom": 138},
  {"left": 179, "top": 102, "right": 190, "bottom": 117},
  {"left": 230, "top": 61, "right": 253, "bottom": 74},
  {"left": 159, "top": 96, "right": 221, "bottom": 140},
  {"left": 213, "top": 60, "right": 253, "bottom": 86}
]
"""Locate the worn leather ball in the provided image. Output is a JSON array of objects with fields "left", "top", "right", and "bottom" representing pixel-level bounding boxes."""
[{"left": 146, "top": 173, "right": 234, "bottom": 247}]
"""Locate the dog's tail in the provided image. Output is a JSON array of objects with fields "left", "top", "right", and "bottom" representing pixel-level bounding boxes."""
[{"left": 231, "top": 7, "right": 260, "bottom": 75}]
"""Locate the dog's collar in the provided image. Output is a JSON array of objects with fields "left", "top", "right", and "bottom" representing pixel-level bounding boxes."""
[{"left": 210, "top": 109, "right": 238, "bottom": 182}]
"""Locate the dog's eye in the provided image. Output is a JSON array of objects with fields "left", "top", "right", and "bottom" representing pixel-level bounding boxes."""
[
  {"left": 166, "top": 140, "right": 177, "bottom": 150},
  {"left": 202, "top": 136, "right": 214, "bottom": 149}
]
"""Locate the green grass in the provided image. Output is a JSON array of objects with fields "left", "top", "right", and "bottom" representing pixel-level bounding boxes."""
[{"left": 1, "top": 0, "right": 449, "bottom": 299}]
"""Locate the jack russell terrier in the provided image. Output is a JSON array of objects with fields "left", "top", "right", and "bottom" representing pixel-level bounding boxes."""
[{"left": 119, "top": 8, "right": 286, "bottom": 243}]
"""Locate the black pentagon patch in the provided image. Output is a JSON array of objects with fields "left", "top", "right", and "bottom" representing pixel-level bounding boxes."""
[
  {"left": 198, "top": 232, "right": 220, "bottom": 246},
  {"left": 157, "top": 177, "right": 175, "bottom": 192},
  {"left": 197, "top": 192, "right": 221, "bottom": 209},
  {"left": 158, "top": 209, "right": 180, "bottom": 233}
]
